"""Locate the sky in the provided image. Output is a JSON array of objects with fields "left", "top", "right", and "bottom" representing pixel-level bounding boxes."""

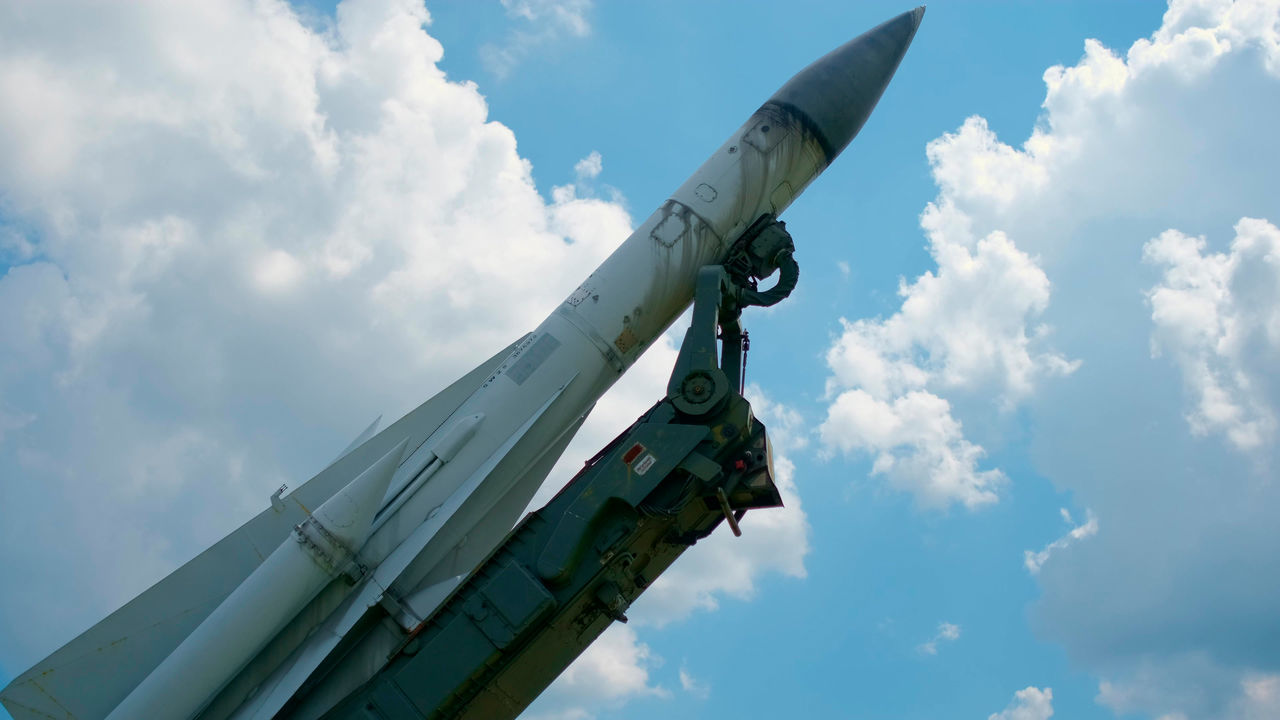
[{"left": 1, "top": 1, "right": 1278, "bottom": 719}]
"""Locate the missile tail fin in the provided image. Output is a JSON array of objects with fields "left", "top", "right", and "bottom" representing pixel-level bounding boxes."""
[{"left": 325, "top": 415, "right": 383, "bottom": 470}]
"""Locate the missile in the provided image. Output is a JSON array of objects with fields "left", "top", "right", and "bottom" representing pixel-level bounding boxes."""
[{"left": 0, "top": 8, "right": 924, "bottom": 720}]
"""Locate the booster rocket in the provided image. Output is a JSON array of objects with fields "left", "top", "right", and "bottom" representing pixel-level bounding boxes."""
[{"left": 1, "top": 8, "right": 924, "bottom": 719}]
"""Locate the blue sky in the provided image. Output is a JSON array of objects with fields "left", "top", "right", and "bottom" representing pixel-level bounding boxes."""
[{"left": 2, "top": 2, "right": 1279, "bottom": 719}]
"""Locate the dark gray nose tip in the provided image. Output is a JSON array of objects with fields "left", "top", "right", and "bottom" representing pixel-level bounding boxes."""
[{"left": 766, "top": 6, "right": 925, "bottom": 165}]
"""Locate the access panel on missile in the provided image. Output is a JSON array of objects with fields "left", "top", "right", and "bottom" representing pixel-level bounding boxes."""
[{"left": 1, "top": 8, "right": 925, "bottom": 720}]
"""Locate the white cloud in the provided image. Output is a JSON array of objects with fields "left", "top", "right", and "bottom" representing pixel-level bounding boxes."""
[
  {"left": 928, "top": 117, "right": 1052, "bottom": 212},
  {"left": 549, "top": 151, "right": 618, "bottom": 209},
  {"left": 819, "top": 196, "right": 1075, "bottom": 510},
  {"left": 573, "top": 150, "right": 603, "bottom": 181},
  {"left": 1023, "top": 508, "right": 1098, "bottom": 574},
  {"left": 1097, "top": 656, "right": 1280, "bottom": 720},
  {"left": 917, "top": 621, "right": 961, "bottom": 656},
  {"left": 678, "top": 664, "right": 711, "bottom": 700},
  {"left": 523, "top": 624, "right": 668, "bottom": 720},
  {"left": 825, "top": 220, "right": 1076, "bottom": 404},
  {"left": 252, "top": 248, "right": 305, "bottom": 292},
  {"left": 480, "top": 0, "right": 593, "bottom": 78},
  {"left": 822, "top": 389, "right": 1003, "bottom": 510},
  {"left": 988, "top": 686, "right": 1054, "bottom": 720},
  {"left": 745, "top": 381, "right": 809, "bottom": 452},
  {"left": 0, "top": 225, "right": 36, "bottom": 262},
  {"left": 1144, "top": 218, "right": 1280, "bottom": 451},
  {"left": 1238, "top": 674, "right": 1280, "bottom": 719},
  {"left": 0, "top": 405, "right": 35, "bottom": 444},
  {"left": 898, "top": 1, "right": 1280, "bottom": 718},
  {"left": 502, "top": 0, "right": 591, "bottom": 36}
]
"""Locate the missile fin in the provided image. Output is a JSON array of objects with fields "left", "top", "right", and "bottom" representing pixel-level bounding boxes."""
[
  {"left": 309, "top": 438, "right": 407, "bottom": 558},
  {"left": 409, "top": 409, "right": 589, "bottom": 592},
  {"left": 324, "top": 415, "right": 383, "bottom": 470}
]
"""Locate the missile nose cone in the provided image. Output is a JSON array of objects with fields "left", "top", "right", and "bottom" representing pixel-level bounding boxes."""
[{"left": 768, "top": 6, "right": 924, "bottom": 165}]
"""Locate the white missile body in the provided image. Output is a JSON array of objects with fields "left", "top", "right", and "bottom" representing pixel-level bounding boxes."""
[{"left": 0, "top": 8, "right": 924, "bottom": 720}]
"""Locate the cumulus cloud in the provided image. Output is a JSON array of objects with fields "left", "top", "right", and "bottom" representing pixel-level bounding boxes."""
[
  {"left": 819, "top": 174, "right": 1075, "bottom": 511},
  {"left": 480, "top": 0, "right": 593, "bottom": 78},
  {"left": 549, "top": 151, "right": 618, "bottom": 209},
  {"left": 822, "top": 389, "right": 1003, "bottom": 509},
  {"left": 1023, "top": 508, "right": 1098, "bottom": 574},
  {"left": 522, "top": 624, "right": 668, "bottom": 720},
  {"left": 1097, "top": 655, "right": 1280, "bottom": 720},
  {"left": 1144, "top": 218, "right": 1280, "bottom": 452},
  {"left": 988, "top": 686, "right": 1054, "bottom": 720},
  {"left": 917, "top": 621, "right": 961, "bottom": 656},
  {"left": 895, "top": 0, "right": 1280, "bottom": 717},
  {"left": 678, "top": 664, "right": 711, "bottom": 700},
  {"left": 573, "top": 150, "right": 603, "bottom": 181}
]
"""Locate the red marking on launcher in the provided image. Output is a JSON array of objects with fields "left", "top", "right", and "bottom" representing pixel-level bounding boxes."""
[{"left": 621, "top": 443, "right": 645, "bottom": 465}]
